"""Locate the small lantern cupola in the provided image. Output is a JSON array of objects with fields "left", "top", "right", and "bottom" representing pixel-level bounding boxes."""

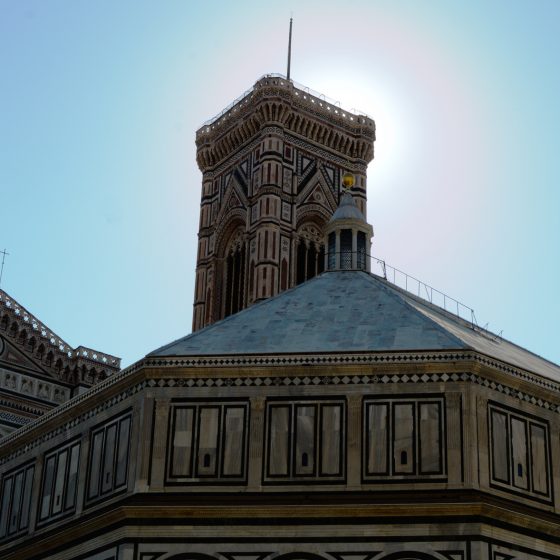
[{"left": 324, "top": 173, "right": 374, "bottom": 272}]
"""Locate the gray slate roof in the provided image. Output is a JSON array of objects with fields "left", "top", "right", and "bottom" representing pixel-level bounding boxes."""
[{"left": 150, "top": 270, "right": 560, "bottom": 383}]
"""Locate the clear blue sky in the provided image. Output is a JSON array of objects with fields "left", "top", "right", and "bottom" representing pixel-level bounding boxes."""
[{"left": 1, "top": 1, "right": 559, "bottom": 367}]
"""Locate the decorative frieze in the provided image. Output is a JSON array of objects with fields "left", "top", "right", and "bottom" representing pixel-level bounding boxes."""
[{"left": 0, "top": 367, "right": 70, "bottom": 405}]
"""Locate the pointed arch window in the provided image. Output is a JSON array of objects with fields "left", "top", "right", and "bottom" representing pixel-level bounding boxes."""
[
  {"left": 295, "top": 222, "right": 325, "bottom": 285},
  {"left": 225, "top": 243, "right": 246, "bottom": 318}
]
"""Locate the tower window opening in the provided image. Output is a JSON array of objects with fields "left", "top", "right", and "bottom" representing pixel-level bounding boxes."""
[
  {"left": 318, "top": 245, "right": 325, "bottom": 274},
  {"left": 296, "top": 238, "right": 323, "bottom": 284},
  {"left": 306, "top": 243, "right": 317, "bottom": 279},
  {"left": 296, "top": 223, "right": 325, "bottom": 284},
  {"left": 357, "top": 231, "right": 366, "bottom": 270},
  {"left": 340, "top": 229, "right": 352, "bottom": 269},
  {"left": 296, "top": 240, "right": 307, "bottom": 285},
  {"left": 224, "top": 240, "right": 246, "bottom": 319}
]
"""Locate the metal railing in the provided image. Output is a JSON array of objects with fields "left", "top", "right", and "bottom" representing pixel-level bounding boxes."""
[
  {"left": 368, "top": 255, "right": 478, "bottom": 327},
  {"left": 199, "top": 73, "right": 374, "bottom": 131},
  {"left": 325, "top": 251, "right": 487, "bottom": 331}
]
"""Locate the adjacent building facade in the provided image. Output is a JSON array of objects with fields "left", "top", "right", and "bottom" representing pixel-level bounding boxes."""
[
  {"left": 0, "top": 289, "right": 120, "bottom": 438},
  {"left": 1, "top": 74, "right": 560, "bottom": 560}
]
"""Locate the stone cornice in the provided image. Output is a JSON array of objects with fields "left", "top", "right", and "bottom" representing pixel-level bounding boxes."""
[
  {"left": 196, "top": 76, "right": 375, "bottom": 172},
  {"left": 143, "top": 350, "right": 560, "bottom": 395}
]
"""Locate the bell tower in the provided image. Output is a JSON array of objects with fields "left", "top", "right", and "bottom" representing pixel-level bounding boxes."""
[{"left": 193, "top": 75, "right": 375, "bottom": 331}]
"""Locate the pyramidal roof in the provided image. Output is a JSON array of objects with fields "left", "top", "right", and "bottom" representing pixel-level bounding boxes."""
[{"left": 150, "top": 270, "right": 560, "bottom": 383}]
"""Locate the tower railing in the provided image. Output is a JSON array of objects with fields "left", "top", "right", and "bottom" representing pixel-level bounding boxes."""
[{"left": 198, "top": 73, "right": 374, "bottom": 131}]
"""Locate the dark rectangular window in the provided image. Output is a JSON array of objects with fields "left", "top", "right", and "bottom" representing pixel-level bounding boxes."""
[
  {"left": 488, "top": 402, "right": 551, "bottom": 503},
  {"left": 340, "top": 229, "right": 352, "bottom": 269},
  {"left": 166, "top": 401, "right": 250, "bottom": 484},
  {"left": 0, "top": 462, "right": 34, "bottom": 541},
  {"left": 328, "top": 232, "right": 336, "bottom": 269},
  {"left": 363, "top": 397, "right": 446, "bottom": 482},
  {"left": 264, "top": 399, "right": 346, "bottom": 483},
  {"left": 85, "top": 411, "right": 132, "bottom": 507},
  {"left": 38, "top": 440, "right": 81, "bottom": 526}
]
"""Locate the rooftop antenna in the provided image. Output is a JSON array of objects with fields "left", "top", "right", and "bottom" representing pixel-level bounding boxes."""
[
  {"left": 287, "top": 16, "right": 293, "bottom": 80},
  {"left": 0, "top": 248, "right": 9, "bottom": 286}
]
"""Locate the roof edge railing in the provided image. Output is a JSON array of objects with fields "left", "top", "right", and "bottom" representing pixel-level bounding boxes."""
[
  {"left": 324, "top": 252, "right": 501, "bottom": 341},
  {"left": 368, "top": 255, "right": 477, "bottom": 326},
  {"left": 369, "top": 254, "right": 502, "bottom": 341}
]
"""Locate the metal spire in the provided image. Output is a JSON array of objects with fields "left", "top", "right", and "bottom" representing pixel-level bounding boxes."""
[
  {"left": 0, "top": 248, "right": 9, "bottom": 286},
  {"left": 287, "top": 17, "right": 293, "bottom": 80}
]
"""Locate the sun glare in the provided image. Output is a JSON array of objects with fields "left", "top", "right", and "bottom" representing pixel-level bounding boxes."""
[{"left": 300, "top": 70, "right": 409, "bottom": 193}]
